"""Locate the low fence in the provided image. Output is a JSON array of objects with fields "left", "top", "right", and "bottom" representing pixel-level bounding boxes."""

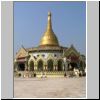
[
  {"left": 14, "top": 70, "right": 86, "bottom": 78},
  {"left": 14, "top": 71, "right": 65, "bottom": 77}
]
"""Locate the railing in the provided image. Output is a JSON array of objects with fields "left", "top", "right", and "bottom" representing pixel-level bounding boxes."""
[
  {"left": 14, "top": 71, "right": 65, "bottom": 77},
  {"left": 14, "top": 70, "right": 86, "bottom": 78}
]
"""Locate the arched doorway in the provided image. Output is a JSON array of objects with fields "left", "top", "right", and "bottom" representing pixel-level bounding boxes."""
[
  {"left": 58, "top": 60, "right": 63, "bottom": 71},
  {"left": 69, "top": 62, "right": 78, "bottom": 70},
  {"left": 29, "top": 61, "right": 34, "bottom": 71},
  {"left": 47, "top": 59, "right": 53, "bottom": 71},
  {"left": 80, "top": 61, "right": 85, "bottom": 71},
  {"left": 38, "top": 60, "right": 43, "bottom": 71},
  {"left": 18, "top": 63, "right": 25, "bottom": 71}
]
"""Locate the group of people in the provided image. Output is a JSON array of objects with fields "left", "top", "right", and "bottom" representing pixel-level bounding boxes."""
[
  {"left": 64, "top": 68, "right": 86, "bottom": 78},
  {"left": 41, "top": 72, "right": 47, "bottom": 78},
  {"left": 22, "top": 69, "right": 86, "bottom": 78}
]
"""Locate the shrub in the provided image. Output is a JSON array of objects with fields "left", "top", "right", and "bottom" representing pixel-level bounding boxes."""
[{"left": 18, "top": 73, "right": 21, "bottom": 77}]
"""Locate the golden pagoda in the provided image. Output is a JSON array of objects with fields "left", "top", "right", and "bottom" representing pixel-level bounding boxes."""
[
  {"left": 14, "top": 12, "right": 86, "bottom": 78},
  {"left": 39, "top": 12, "right": 59, "bottom": 46}
]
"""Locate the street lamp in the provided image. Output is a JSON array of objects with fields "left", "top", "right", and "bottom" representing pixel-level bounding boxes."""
[
  {"left": 63, "top": 57, "right": 71, "bottom": 76},
  {"left": 62, "top": 49, "right": 71, "bottom": 76},
  {"left": 63, "top": 57, "right": 67, "bottom": 71}
]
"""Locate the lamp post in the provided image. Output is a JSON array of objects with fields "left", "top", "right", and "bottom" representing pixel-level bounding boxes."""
[
  {"left": 63, "top": 57, "right": 67, "bottom": 70},
  {"left": 62, "top": 49, "right": 71, "bottom": 76},
  {"left": 63, "top": 56, "right": 71, "bottom": 76},
  {"left": 63, "top": 57, "right": 68, "bottom": 76}
]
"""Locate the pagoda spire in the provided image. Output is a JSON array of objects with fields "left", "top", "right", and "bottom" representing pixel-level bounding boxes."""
[
  {"left": 39, "top": 12, "right": 59, "bottom": 46},
  {"left": 46, "top": 11, "right": 53, "bottom": 32}
]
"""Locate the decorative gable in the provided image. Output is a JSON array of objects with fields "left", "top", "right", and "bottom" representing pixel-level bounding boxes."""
[
  {"left": 64, "top": 45, "right": 80, "bottom": 57},
  {"left": 15, "top": 47, "right": 28, "bottom": 59}
]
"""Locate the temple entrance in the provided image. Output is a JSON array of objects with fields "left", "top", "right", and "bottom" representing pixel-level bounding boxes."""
[
  {"left": 80, "top": 61, "right": 85, "bottom": 71},
  {"left": 69, "top": 62, "right": 78, "bottom": 70},
  {"left": 58, "top": 60, "right": 63, "bottom": 71},
  {"left": 38, "top": 60, "right": 43, "bottom": 71},
  {"left": 18, "top": 63, "right": 25, "bottom": 71},
  {"left": 47, "top": 59, "right": 53, "bottom": 71},
  {"left": 29, "top": 61, "right": 34, "bottom": 71}
]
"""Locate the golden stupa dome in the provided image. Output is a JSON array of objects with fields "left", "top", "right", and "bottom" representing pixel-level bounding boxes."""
[{"left": 39, "top": 12, "right": 59, "bottom": 46}]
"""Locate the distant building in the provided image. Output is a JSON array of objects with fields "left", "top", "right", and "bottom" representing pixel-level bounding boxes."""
[{"left": 14, "top": 12, "right": 86, "bottom": 76}]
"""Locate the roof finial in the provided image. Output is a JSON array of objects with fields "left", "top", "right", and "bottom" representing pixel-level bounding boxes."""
[
  {"left": 47, "top": 11, "right": 52, "bottom": 31},
  {"left": 48, "top": 11, "right": 51, "bottom": 16}
]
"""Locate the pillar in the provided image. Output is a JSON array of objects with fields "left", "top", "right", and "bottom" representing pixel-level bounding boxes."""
[
  {"left": 63, "top": 65, "right": 65, "bottom": 71},
  {"left": 14, "top": 62, "right": 18, "bottom": 71},
  {"left": 34, "top": 64, "right": 37, "bottom": 71},
  {"left": 43, "top": 64, "right": 46, "bottom": 71},
  {"left": 25, "top": 62, "right": 28, "bottom": 71},
  {"left": 53, "top": 65, "right": 56, "bottom": 71},
  {"left": 56, "top": 65, "right": 58, "bottom": 71},
  {"left": 45, "top": 65, "right": 47, "bottom": 71}
]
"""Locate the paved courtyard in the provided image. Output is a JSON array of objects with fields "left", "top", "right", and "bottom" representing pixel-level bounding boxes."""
[{"left": 14, "top": 77, "right": 86, "bottom": 98}]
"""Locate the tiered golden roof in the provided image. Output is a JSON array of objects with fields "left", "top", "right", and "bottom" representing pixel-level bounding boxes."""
[{"left": 39, "top": 12, "right": 59, "bottom": 46}]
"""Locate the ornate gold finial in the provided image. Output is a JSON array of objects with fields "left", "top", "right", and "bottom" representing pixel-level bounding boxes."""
[
  {"left": 48, "top": 11, "right": 51, "bottom": 16},
  {"left": 47, "top": 11, "right": 52, "bottom": 31}
]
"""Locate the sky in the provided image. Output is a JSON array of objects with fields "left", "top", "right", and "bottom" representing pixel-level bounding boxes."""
[{"left": 14, "top": 1, "right": 86, "bottom": 56}]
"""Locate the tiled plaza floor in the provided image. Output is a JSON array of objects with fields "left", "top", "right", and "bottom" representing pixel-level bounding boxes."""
[{"left": 14, "top": 77, "right": 86, "bottom": 98}]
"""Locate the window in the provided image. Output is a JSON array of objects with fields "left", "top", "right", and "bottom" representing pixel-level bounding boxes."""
[
  {"left": 37, "top": 55, "right": 39, "bottom": 57},
  {"left": 54, "top": 54, "right": 57, "bottom": 57},
  {"left": 42, "top": 54, "right": 45, "bottom": 57}
]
